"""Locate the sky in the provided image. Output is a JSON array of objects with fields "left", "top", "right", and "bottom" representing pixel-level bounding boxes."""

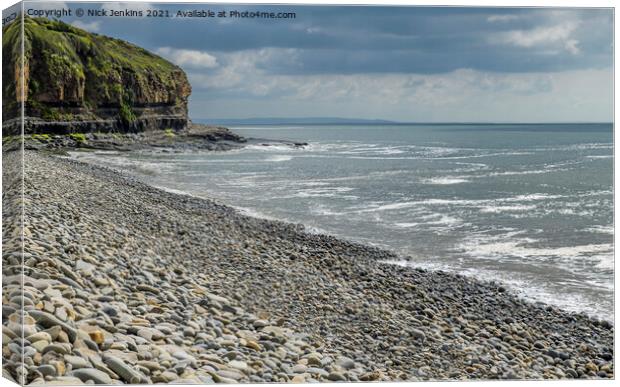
[{"left": 14, "top": 2, "right": 615, "bottom": 122}]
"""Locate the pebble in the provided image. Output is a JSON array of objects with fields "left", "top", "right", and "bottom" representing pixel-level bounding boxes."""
[
  {"left": 36, "top": 364, "right": 57, "bottom": 377},
  {"left": 152, "top": 371, "right": 178, "bottom": 383},
  {"left": 71, "top": 368, "right": 113, "bottom": 384},
  {"left": 327, "top": 371, "right": 347, "bottom": 381},
  {"left": 42, "top": 344, "right": 71, "bottom": 355},
  {"left": 65, "top": 355, "right": 91, "bottom": 369},
  {"left": 253, "top": 320, "right": 269, "bottom": 329},
  {"left": 336, "top": 356, "right": 356, "bottom": 370},
  {"left": 104, "top": 356, "right": 147, "bottom": 383}
]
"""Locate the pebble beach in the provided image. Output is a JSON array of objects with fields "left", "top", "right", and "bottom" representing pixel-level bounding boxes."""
[{"left": 2, "top": 150, "right": 614, "bottom": 384}]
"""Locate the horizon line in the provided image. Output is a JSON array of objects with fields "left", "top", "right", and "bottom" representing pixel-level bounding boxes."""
[{"left": 194, "top": 118, "right": 613, "bottom": 125}]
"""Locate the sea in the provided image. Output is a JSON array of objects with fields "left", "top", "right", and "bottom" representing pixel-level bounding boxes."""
[{"left": 69, "top": 123, "right": 614, "bottom": 321}]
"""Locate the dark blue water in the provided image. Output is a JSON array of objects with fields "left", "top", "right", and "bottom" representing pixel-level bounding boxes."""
[{"left": 70, "top": 123, "right": 614, "bottom": 320}]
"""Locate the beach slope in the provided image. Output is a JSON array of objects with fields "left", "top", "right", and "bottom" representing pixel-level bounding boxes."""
[{"left": 1, "top": 151, "right": 613, "bottom": 384}]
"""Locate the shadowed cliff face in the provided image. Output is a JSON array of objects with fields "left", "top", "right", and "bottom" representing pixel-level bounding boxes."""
[{"left": 2, "top": 17, "right": 191, "bottom": 135}]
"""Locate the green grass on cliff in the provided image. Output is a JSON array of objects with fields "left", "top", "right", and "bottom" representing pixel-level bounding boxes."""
[
  {"left": 2, "top": 17, "right": 23, "bottom": 118},
  {"left": 2, "top": 17, "right": 189, "bottom": 128},
  {"left": 21, "top": 17, "right": 182, "bottom": 104}
]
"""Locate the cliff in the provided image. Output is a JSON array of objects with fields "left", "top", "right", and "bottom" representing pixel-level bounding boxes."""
[{"left": 2, "top": 17, "right": 191, "bottom": 135}]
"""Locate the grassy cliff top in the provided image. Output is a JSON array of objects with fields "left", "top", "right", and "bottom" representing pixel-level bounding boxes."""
[
  {"left": 3, "top": 17, "right": 191, "bottom": 126},
  {"left": 20, "top": 17, "right": 180, "bottom": 77}
]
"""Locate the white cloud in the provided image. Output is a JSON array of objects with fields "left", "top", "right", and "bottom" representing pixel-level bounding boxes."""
[
  {"left": 500, "top": 23, "right": 576, "bottom": 47},
  {"left": 306, "top": 27, "right": 323, "bottom": 34},
  {"left": 187, "top": 48, "right": 299, "bottom": 93},
  {"left": 185, "top": 47, "right": 611, "bottom": 122},
  {"left": 155, "top": 47, "right": 219, "bottom": 69},
  {"left": 493, "top": 22, "right": 581, "bottom": 55},
  {"left": 487, "top": 15, "right": 520, "bottom": 23},
  {"left": 70, "top": 20, "right": 101, "bottom": 32},
  {"left": 189, "top": 49, "right": 554, "bottom": 100},
  {"left": 565, "top": 39, "right": 580, "bottom": 55}
]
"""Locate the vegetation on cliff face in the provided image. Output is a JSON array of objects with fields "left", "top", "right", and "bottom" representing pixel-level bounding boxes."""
[
  {"left": 2, "top": 17, "right": 191, "bottom": 132},
  {"left": 2, "top": 16, "right": 23, "bottom": 120}
]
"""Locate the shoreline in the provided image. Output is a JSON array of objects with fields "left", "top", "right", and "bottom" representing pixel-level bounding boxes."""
[
  {"left": 2, "top": 150, "right": 614, "bottom": 383},
  {"left": 119, "top": 176, "right": 611, "bottom": 324},
  {"left": 66, "top": 143, "right": 614, "bottom": 324}
]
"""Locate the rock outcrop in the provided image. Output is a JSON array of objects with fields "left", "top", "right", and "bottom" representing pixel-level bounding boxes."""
[{"left": 2, "top": 17, "right": 191, "bottom": 135}]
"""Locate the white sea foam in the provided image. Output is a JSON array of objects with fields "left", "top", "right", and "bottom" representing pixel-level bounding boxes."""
[
  {"left": 244, "top": 144, "right": 301, "bottom": 152},
  {"left": 420, "top": 176, "right": 469, "bottom": 185},
  {"left": 451, "top": 162, "right": 489, "bottom": 173},
  {"left": 586, "top": 155, "right": 613, "bottom": 159},
  {"left": 392, "top": 222, "right": 420, "bottom": 228},
  {"left": 350, "top": 193, "right": 561, "bottom": 216},
  {"left": 310, "top": 204, "right": 343, "bottom": 216},
  {"left": 483, "top": 169, "right": 553, "bottom": 177},
  {"left": 555, "top": 208, "right": 597, "bottom": 217},
  {"left": 576, "top": 189, "right": 613, "bottom": 197},
  {"left": 436, "top": 151, "right": 534, "bottom": 160},
  {"left": 531, "top": 142, "right": 613, "bottom": 152},
  {"left": 457, "top": 233, "right": 613, "bottom": 266},
  {"left": 423, "top": 214, "right": 463, "bottom": 227},
  {"left": 70, "top": 152, "right": 176, "bottom": 176},
  {"left": 299, "top": 181, "right": 331, "bottom": 187},
  {"left": 234, "top": 206, "right": 279, "bottom": 221},
  {"left": 383, "top": 258, "right": 613, "bottom": 321},
  {"left": 92, "top": 150, "right": 121, "bottom": 155},
  {"left": 265, "top": 155, "right": 293, "bottom": 162},
  {"left": 356, "top": 202, "right": 419, "bottom": 213},
  {"left": 340, "top": 145, "right": 408, "bottom": 155},
  {"left": 584, "top": 225, "right": 614, "bottom": 235},
  {"left": 293, "top": 187, "right": 355, "bottom": 198},
  {"left": 479, "top": 204, "right": 537, "bottom": 213},
  {"left": 152, "top": 185, "right": 201, "bottom": 198}
]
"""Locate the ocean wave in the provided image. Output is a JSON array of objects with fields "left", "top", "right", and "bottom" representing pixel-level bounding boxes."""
[
  {"left": 234, "top": 206, "right": 280, "bottom": 221},
  {"left": 265, "top": 155, "right": 293, "bottom": 162},
  {"left": 91, "top": 150, "right": 121, "bottom": 155},
  {"left": 575, "top": 189, "right": 613, "bottom": 197},
  {"left": 482, "top": 169, "right": 554, "bottom": 177},
  {"left": 338, "top": 144, "right": 409, "bottom": 155},
  {"left": 586, "top": 155, "right": 613, "bottom": 159},
  {"left": 530, "top": 142, "right": 613, "bottom": 152},
  {"left": 479, "top": 204, "right": 537, "bottom": 213},
  {"left": 451, "top": 162, "right": 489, "bottom": 173},
  {"left": 555, "top": 208, "right": 597, "bottom": 216},
  {"left": 392, "top": 222, "right": 420, "bottom": 228},
  {"left": 420, "top": 193, "right": 563, "bottom": 206},
  {"left": 457, "top": 233, "right": 613, "bottom": 265},
  {"left": 69, "top": 152, "right": 176, "bottom": 176},
  {"left": 384, "top": 258, "right": 613, "bottom": 321},
  {"left": 308, "top": 151, "right": 533, "bottom": 161},
  {"left": 584, "top": 225, "right": 614, "bottom": 235},
  {"left": 310, "top": 204, "right": 343, "bottom": 216},
  {"left": 350, "top": 193, "right": 563, "bottom": 215},
  {"left": 420, "top": 214, "right": 463, "bottom": 228},
  {"left": 152, "top": 185, "right": 202, "bottom": 198},
  {"left": 420, "top": 176, "right": 469, "bottom": 185},
  {"left": 299, "top": 181, "right": 331, "bottom": 187},
  {"left": 244, "top": 144, "right": 301, "bottom": 152},
  {"left": 436, "top": 151, "right": 535, "bottom": 160},
  {"left": 293, "top": 187, "right": 357, "bottom": 199}
]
